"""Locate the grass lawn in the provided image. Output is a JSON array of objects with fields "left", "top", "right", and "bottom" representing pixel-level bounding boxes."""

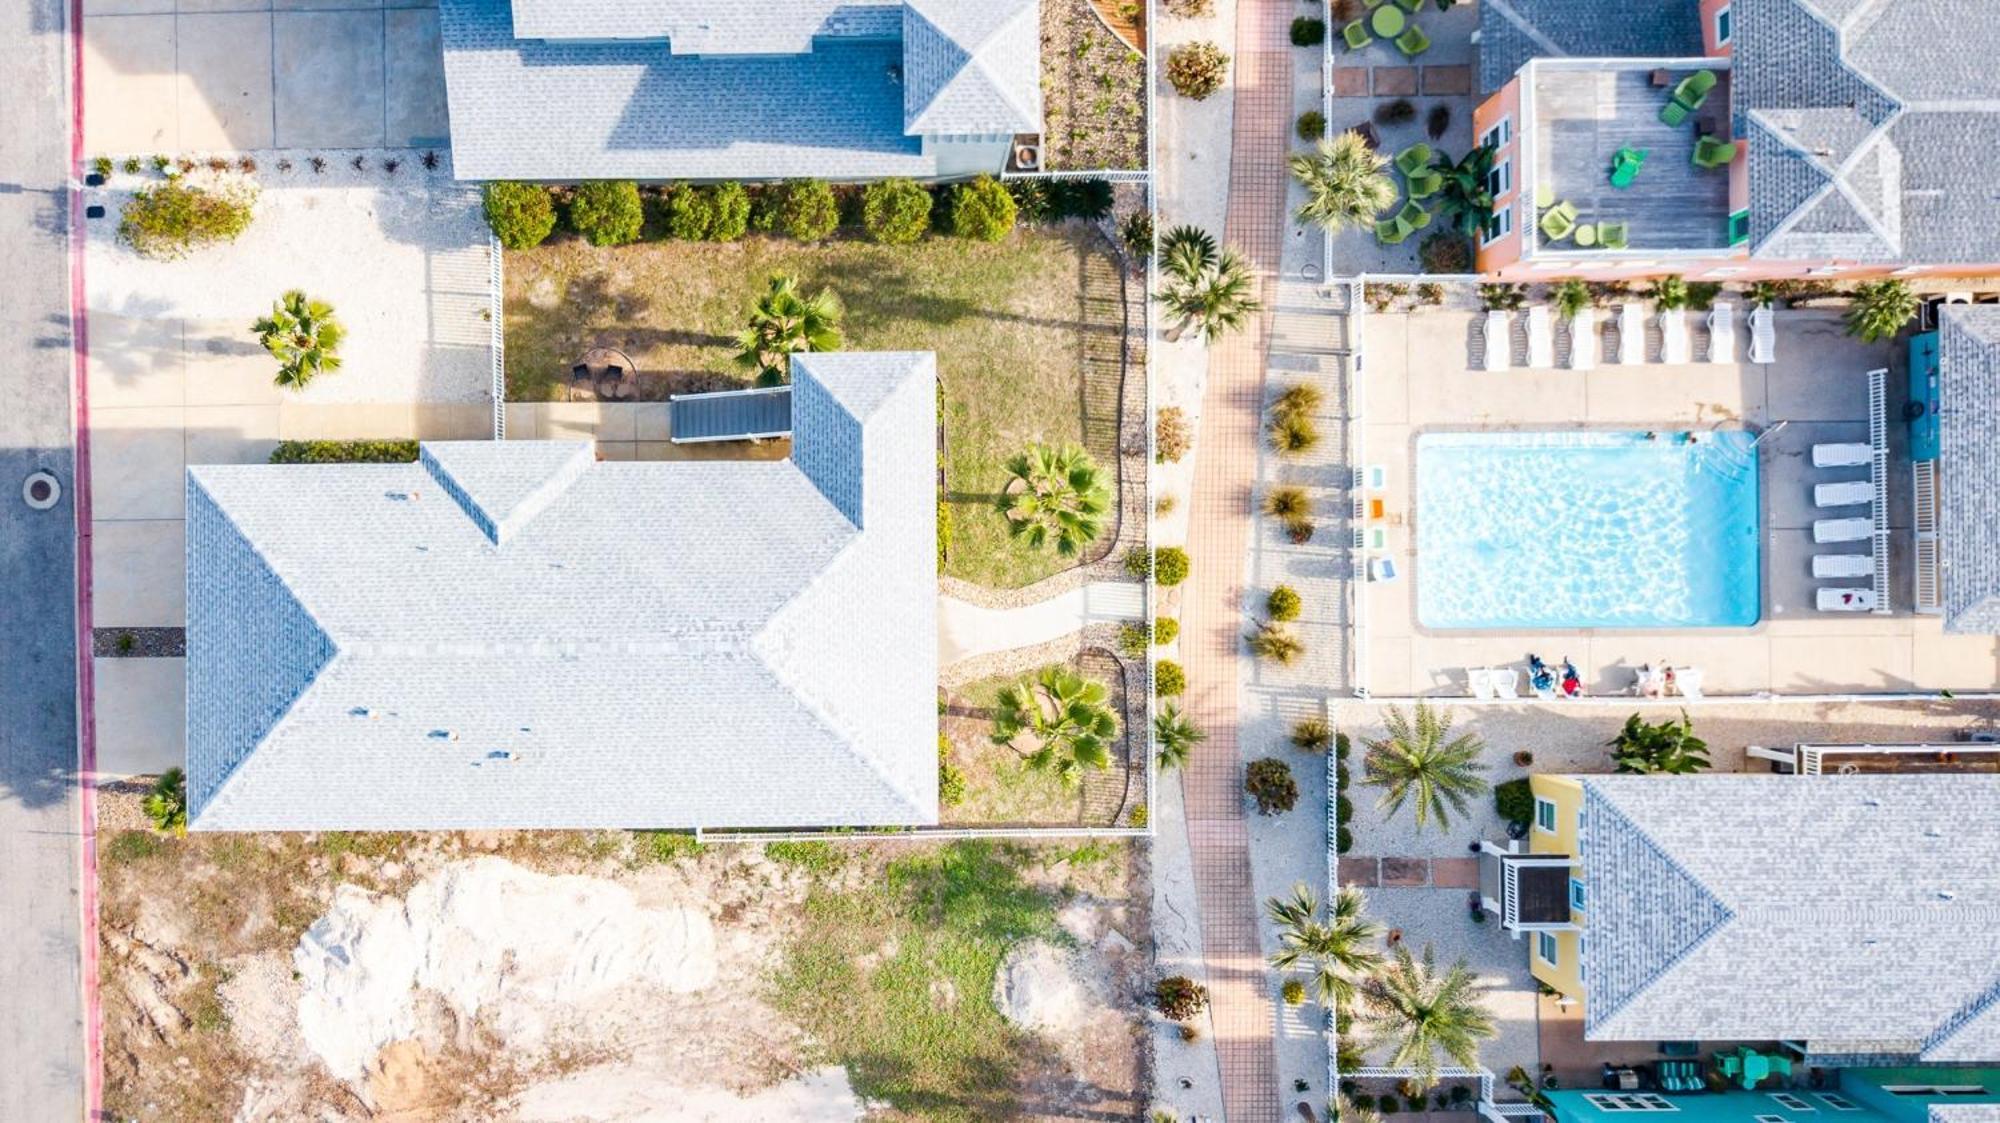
[
  {"left": 941, "top": 657, "right": 1138, "bottom": 827},
  {"left": 766, "top": 841, "right": 1061, "bottom": 1121},
  {"left": 504, "top": 225, "right": 1127, "bottom": 590}
]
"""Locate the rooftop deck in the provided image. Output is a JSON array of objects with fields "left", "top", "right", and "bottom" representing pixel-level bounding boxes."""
[{"left": 1528, "top": 64, "right": 1734, "bottom": 255}]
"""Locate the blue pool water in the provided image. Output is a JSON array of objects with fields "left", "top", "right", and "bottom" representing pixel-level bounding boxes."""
[{"left": 1415, "top": 431, "right": 1761, "bottom": 630}]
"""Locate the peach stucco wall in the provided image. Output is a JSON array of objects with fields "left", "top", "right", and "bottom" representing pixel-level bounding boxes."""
[{"left": 1472, "top": 77, "right": 1523, "bottom": 274}]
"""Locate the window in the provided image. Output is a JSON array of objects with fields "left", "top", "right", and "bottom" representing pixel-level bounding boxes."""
[
  {"left": 1884, "top": 1087, "right": 1990, "bottom": 1097},
  {"left": 1487, "top": 157, "right": 1513, "bottom": 199},
  {"left": 1534, "top": 796, "right": 1557, "bottom": 832},
  {"left": 1569, "top": 878, "right": 1586, "bottom": 910},
  {"left": 1481, "top": 205, "right": 1515, "bottom": 247},
  {"left": 1815, "top": 1095, "right": 1859, "bottom": 1112},
  {"left": 1583, "top": 1094, "right": 1678, "bottom": 1113},
  {"left": 1755, "top": 1115, "right": 1791, "bottom": 1123},
  {"left": 1577, "top": 935, "right": 1587, "bottom": 980},
  {"left": 1536, "top": 931, "right": 1558, "bottom": 965},
  {"left": 1770, "top": 1094, "right": 1815, "bottom": 1112},
  {"left": 1481, "top": 116, "right": 1513, "bottom": 152},
  {"left": 1715, "top": 4, "right": 1733, "bottom": 44}
]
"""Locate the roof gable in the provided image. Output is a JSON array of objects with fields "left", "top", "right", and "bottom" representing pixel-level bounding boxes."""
[
  {"left": 420, "top": 440, "right": 592, "bottom": 545},
  {"left": 1938, "top": 307, "right": 2000, "bottom": 633},
  {"left": 902, "top": 0, "right": 1041, "bottom": 135}
]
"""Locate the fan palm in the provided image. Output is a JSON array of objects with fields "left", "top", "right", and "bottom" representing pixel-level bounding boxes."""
[
  {"left": 1153, "top": 702, "right": 1205, "bottom": 771},
  {"left": 253, "top": 290, "right": 344, "bottom": 390},
  {"left": 1002, "top": 442, "right": 1111, "bottom": 556},
  {"left": 1608, "top": 710, "right": 1710, "bottom": 774},
  {"left": 1290, "top": 131, "right": 1397, "bottom": 231},
  {"left": 733, "top": 274, "right": 844, "bottom": 385},
  {"left": 1266, "top": 883, "right": 1383, "bottom": 1005},
  {"left": 1360, "top": 944, "right": 1497, "bottom": 1090},
  {"left": 1362, "top": 702, "right": 1489, "bottom": 831},
  {"left": 991, "top": 665, "right": 1119, "bottom": 786},
  {"left": 1158, "top": 224, "right": 1219, "bottom": 284},
  {"left": 1846, "top": 279, "right": 1917, "bottom": 343},
  {"left": 1157, "top": 246, "right": 1261, "bottom": 343}
]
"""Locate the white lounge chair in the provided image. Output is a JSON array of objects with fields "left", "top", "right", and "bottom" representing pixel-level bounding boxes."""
[
  {"left": 1468, "top": 667, "right": 1496, "bottom": 700},
  {"left": 1528, "top": 306, "right": 1554, "bottom": 368},
  {"left": 1706, "top": 303, "right": 1735, "bottom": 364},
  {"left": 1369, "top": 556, "right": 1400, "bottom": 582},
  {"left": 1569, "top": 306, "right": 1598, "bottom": 370},
  {"left": 1749, "top": 305, "right": 1776, "bottom": 365},
  {"left": 1672, "top": 666, "right": 1705, "bottom": 699},
  {"left": 1818, "top": 587, "right": 1878, "bottom": 612},
  {"left": 1812, "top": 443, "right": 1871, "bottom": 468},
  {"left": 1813, "top": 554, "right": 1874, "bottom": 579},
  {"left": 1616, "top": 303, "right": 1644, "bottom": 364},
  {"left": 1490, "top": 668, "right": 1520, "bottom": 699},
  {"left": 1814, "top": 517, "right": 1873, "bottom": 543},
  {"left": 1814, "top": 480, "right": 1873, "bottom": 508},
  {"left": 1484, "top": 310, "right": 1511, "bottom": 371},
  {"left": 1633, "top": 664, "right": 1668, "bottom": 698},
  {"left": 1660, "top": 308, "right": 1690, "bottom": 363}
]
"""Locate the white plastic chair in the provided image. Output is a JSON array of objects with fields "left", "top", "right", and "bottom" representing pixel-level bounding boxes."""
[
  {"left": 1617, "top": 303, "right": 1645, "bottom": 364},
  {"left": 1468, "top": 667, "right": 1496, "bottom": 699},
  {"left": 1484, "top": 310, "right": 1512, "bottom": 371},
  {"left": 1706, "top": 303, "right": 1735, "bottom": 364},
  {"left": 1674, "top": 667, "right": 1705, "bottom": 699},
  {"left": 1490, "top": 668, "right": 1520, "bottom": 699},
  {"left": 1528, "top": 305, "right": 1554, "bottom": 368},
  {"left": 1749, "top": 305, "right": 1776, "bottom": 365},
  {"left": 1570, "top": 306, "right": 1598, "bottom": 370},
  {"left": 1660, "top": 308, "right": 1690, "bottom": 364}
]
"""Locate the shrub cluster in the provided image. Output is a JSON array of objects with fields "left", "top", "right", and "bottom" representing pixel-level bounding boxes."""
[
  {"left": 1296, "top": 110, "right": 1327, "bottom": 142},
  {"left": 1269, "top": 383, "right": 1322, "bottom": 456},
  {"left": 1152, "top": 547, "right": 1191, "bottom": 587},
  {"left": 483, "top": 181, "right": 557, "bottom": 250},
  {"left": 1121, "top": 209, "right": 1155, "bottom": 261},
  {"left": 1154, "top": 660, "right": 1187, "bottom": 697},
  {"left": 1152, "top": 617, "right": 1180, "bottom": 646},
  {"left": 948, "top": 176, "right": 1018, "bottom": 242},
  {"left": 862, "top": 178, "right": 933, "bottom": 244},
  {"left": 1246, "top": 757, "right": 1299, "bottom": 815},
  {"left": 268, "top": 439, "right": 419, "bottom": 464},
  {"left": 1166, "top": 42, "right": 1230, "bottom": 100},
  {"left": 569, "top": 181, "right": 645, "bottom": 246},
  {"left": 1156, "top": 406, "right": 1192, "bottom": 463},
  {"left": 1418, "top": 232, "right": 1472, "bottom": 273},
  {"left": 936, "top": 500, "right": 952, "bottom": 569},
  {"left": 1007, "top": 178, "right": 1113, "bottom": 225},
  {"left": 1290, "top": 17, "right": 1326, "bottom": 46},
  {"left": 118, "top": 180, "right": 258, "bottom": 260},
  {"left": 778, "top": 179, "right": 841, "bottom": 241},
  {"left": 1267, "top": 584, "right": 1302, "bottom": 622},
  {"left": 938, "top": 735, "right": 968, "bottom": 808},
  {"left": 653, "top": 182, "right": 749, "bottom": 242},
  {"left": 1155, "top": 975, "right": 1210, "bottom": 1020}
]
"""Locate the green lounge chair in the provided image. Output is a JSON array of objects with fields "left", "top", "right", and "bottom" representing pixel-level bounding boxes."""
[
  {"left": 1659, "top": 98, "right": 1691, "bottom": 126},
  {"left": 1395, "top": 24, "right": 1430, "bottom": 56},
  {"left": 1406, "top": 168, "right": 1443, "bottom": 198},
  {"left": 1399, "top": 200, "right": 1431, "bottom": 230},
  {"left": 1395, "top": 143, "right": 1432, "bottom": 177},
  {"left": 1610, "top": 147, "right": 1647, "bottom": 189},
  {"left": 1598, "top": 221, "right": 1628, "bottom": 249},
  {"left": 1674, "top": 69, "right": 1718, "bottom": 110},
  {"left": 1343, "top": 19, "right": 1373, "bottom": 49},
  {"left": 1694, "top": 135, "right": 1738, "bottom": 168}
]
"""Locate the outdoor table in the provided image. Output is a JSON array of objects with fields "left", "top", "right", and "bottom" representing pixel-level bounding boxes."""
[
  {"left": 572, "top": 346, "right": 636, "bottom": 401},
  {"left": 1369, "top": 4, "right": 1405, "bottom": 38}
]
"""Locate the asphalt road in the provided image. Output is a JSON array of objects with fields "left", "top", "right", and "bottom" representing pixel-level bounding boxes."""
[{"left": 0, "top": 0, "right": 87, "bottom": 1117}]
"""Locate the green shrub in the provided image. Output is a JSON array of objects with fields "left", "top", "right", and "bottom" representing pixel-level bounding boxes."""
[
  {"left": 1336, "top": 793, "right": 1354, "bottom": 825},
  {"left": 1246, "top": 757, "right": 1299, "bottom": 814},
  {"left": 635, "top": 830, "right": 704, "bottom": 863},
  {"left": 1292, "top": 716, "right": 1333, "bottom": 752},
  {"left": 482, "top": 181, "right": 557, "bottom": 249},
  {"left": 1155, "top": 974, "right": 1209, "bottom": 1020},
  {"left": 1049, "top": 179, "right": 1114, "bottom": 220},
  {"left": 1373, "top": 98, "right": 1417, "bottom": 126},
  {"left": 936, "top": 500, "right": 952, "bottom": 568},
  {"left": 1007, "top": 179, "right": 1052, "bottom": 224},
  {"left": 268, "top": 439, "right": 418, "bottom": 464},
  {"left": 1335, "top": 731, "right": 1352, "bottom": 761},
  {"left": 1270, "top": 411, "right": 1320, "bottom": 454},
  {"left": 1282, "top": 978, "right": 1307, "bottom": 1005},
  {"left": 708, "top": 182, "right": 750, "bottom": 241},
  {"left": 862, "top": 178, "right": 934, "bottom": 244},
  {"left": 1290, "top": 16, "right": 1326, "bottom": 45},
  {"left": 1118, "top": 623, "right": 1152, "bottom": 659},
  {"left": 1166, "top": 42, "right": 1230, "bottom": 99},
  {"left": 949, "top": 176, "right": 1017, "bottom": 242},
  {"left": 664, "top": 183, "right": 716, "bottom": 241},
  {"left": 1122, "top": 209, "right": 1155, "bottom": 261},
  {"left": 1156, "top": 406, "right": 1193, "bottom": 462},
  {"left": 938, "top": 735, "right": 968, "bottom": 807},
  {"left": 1296, "top": 110, "right": 1327, "bottom": 142},
  {"left": 1247, "top": 621, "right": 1304, "bottom": 664},
  {"left": 1337, "top": 824, "right": 1353, "bottom": 853},
  {"left": 779, "top": 178, "right": 840, "bottom": 241},
  {"left": 1129, "top": 802, "right": 1149, "bottom": 829},
  {"left": 569, "top": 181, "right": 644, "bottom": 246},
  {"left": 118, "top": 180, "right": 257, "bottom": 260},
  {"left": 1267, "top": 585, "right": 1302, "bottom": 622},
  {"left": 1154, "top": 661, "right": 1186, "bottom": 696},
  {"left": 144, "top": 768, "right": 187, "bottom": 834},
  {"left": 1494, "top": 777, "right": 1535, "bottom": 825},
  {"left": 1153, "top": 617, "right": 1180, "bottom": 645},
  {"left": 1153, "top": 547, "right": 1191, "bottom": 587}
]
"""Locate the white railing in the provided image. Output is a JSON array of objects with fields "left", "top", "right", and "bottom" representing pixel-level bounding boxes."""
[
  {"left": 489, "top": 232, "right": 506, "bottom": 440},
  {"left": 1347, "top": 276, "right": 1370, "bottom": 698},
  {"left": 1867, "top": 367, "right": 1889, "bottom": 612},
  {"left": 1913, "top": 458, "right": 1942, "bottom": 614}
]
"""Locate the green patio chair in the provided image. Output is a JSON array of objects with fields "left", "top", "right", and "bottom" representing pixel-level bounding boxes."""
[
  {"left": 1395, "top": 24, "right": 1430, "bottom": 56},
  {"left": 1694, "top": 135, "right": 1738, "bottom": 168},
  {"left": 1539, "top": 205, "right": 1575, "bottom": 242},
  {"left": 1395, "top": 143, "right": 1432, "bottom": 177},
  {"left": 1719, "top": 1054, "right": 1742, "bottom": 1079},
  {"left": 1674, "top": 69, "right": 1718, "bottom": 110},
  {"left": 1399, "top": 200, "right": 1431, "bottom": 230},
  {"left": 1343, "top": 19, "right": 1373, "bottom": 49},
  {"left": 1659, "top": 98, "right": 1691, "bottom": 126},
  {"left": 1610, "top": 147, "right": 1647, "bottom": 189},
  {"left": 1598, "top": 221, "right": 1628, "bottom": 249},
  {"left": 1406, "top": 168, "right": 1443, "bottom": 198}
]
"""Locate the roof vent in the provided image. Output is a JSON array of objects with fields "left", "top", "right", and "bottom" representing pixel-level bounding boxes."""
[
  {"left": 1939, "top": 890, "right": 1957, "bottom": 901},
  {"left": 429, "top": 729, "right": 460, "bottom": 741}
]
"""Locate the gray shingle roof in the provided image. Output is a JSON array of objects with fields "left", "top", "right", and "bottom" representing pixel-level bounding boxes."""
[
  {"left": 1937, "top": 307, "right": 2000, "bottom": 634},
  {"left": 1736, "top": 0, "right": 2000, "bottom": 264},
  {"left": 440, "top": 0, "right": 1041, "bottom": 181},
  {"left": 184, "top": 353, "right": 939, "bottom": 831},
  {"left": 1579, "top": 775, "right": 2000, "bottom": 1057},
  {"left": 1476, "top": 0, "right": 1703, "bottom": 93}
]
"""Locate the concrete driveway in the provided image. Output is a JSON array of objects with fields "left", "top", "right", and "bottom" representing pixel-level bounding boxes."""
[{"left": 82, "top": 0, "right": 447, "bottom": 153}]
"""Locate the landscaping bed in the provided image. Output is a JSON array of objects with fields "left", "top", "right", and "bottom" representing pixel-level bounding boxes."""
[
  {"left": 940, "top": 649, "right": 1144, "bottom": 829},
  {"left": 1042, "top": 0, "right": 1149, "bottom": 171}
]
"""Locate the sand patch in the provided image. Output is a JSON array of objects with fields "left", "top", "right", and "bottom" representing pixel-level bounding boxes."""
[{"left": 511, "top": 1064, "right": 865, "bottom": 1123}]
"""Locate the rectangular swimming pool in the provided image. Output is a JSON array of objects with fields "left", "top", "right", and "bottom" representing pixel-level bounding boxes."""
[{"left": 1415, "top": 431, "right": 1761, "bottom": 630}]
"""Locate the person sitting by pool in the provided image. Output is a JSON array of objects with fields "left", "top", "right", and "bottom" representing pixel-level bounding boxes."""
[
  {"left": 1560, "top": 658, "right": 1583, "bottom": 698},
  {"left": 1528, "top": 654, "right": 1557, "bottom": 696},
  {"left": 1663, "top": 665, "right": 1678, "bottom": 695}
]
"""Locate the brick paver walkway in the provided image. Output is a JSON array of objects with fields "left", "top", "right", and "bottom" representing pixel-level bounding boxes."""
[{"left": 1179, "top": 2, "right": 1294, "bottom": 1119}]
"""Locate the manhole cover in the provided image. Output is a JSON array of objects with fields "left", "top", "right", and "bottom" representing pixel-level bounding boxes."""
[{"left": 23, "top": 470, "right": 60, "bottom": 511}]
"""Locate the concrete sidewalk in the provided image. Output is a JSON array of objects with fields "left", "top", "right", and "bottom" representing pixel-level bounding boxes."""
[{"left": 938, "top": 580, "right": 1144, "bottom": 665}]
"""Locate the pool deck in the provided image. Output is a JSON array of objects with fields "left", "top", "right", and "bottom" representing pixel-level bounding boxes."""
[{"left": 1358, "top": 306, "right": 2000, "bottom": 698}]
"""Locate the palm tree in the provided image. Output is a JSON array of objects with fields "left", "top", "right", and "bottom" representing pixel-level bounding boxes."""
[
  {"left": 1846, "top": 279, "right": 1917, "bottom": 343},
  {"left": 991, "top": 665, "right": 1119, "bottom": 786},
  {"left": 733, "top": 274, "right": 844, "bottom": 386},
  {"left": 1336, "top": 1093, "right": 1385, "bottom": 1123},
  {"left": 1266, "top": 883, "right": 1383, "bottom": 1005},
  {"left": 1158, "top": 224, "right": 1219, "bottom": 284},
  {"left": 1154, "top": 702, "right": 1205, "bottom": 771},
  {"left": 1362, "top": 702, "right": 1488, "bottom": 832},
  {"left": 1608, "top": 710, "right": 1710, "bottom": 774},
  {"left": 1246, "top": 622, "right": 1304, "bottom": 664},
  {"left": 1433, "top": 146, "right": 1498, "bottom": 237},
  {"left": 1290, "top": 131, "right": 1397, "bottom": 231},
  {"left": 253, "top": 290, "right": 344, "bottom": 390},
  {"left": 1002, "top": 443, "right": 1111, "bottom": 556},
  {"left": 1360, "top": 944, "right": 1497, "bottom": 1090},
  {"left": 1157, "top": 246, "right": 1261, "bottom": 343}
]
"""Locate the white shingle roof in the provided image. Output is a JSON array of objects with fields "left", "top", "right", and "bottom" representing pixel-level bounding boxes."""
[
  {"left": 185, "top": 353, "right": 939, "bottom": 831},
  {"left": 903, "top": 0, "right": 1042, "bottom": 136},
  {"left": 1579, "top": 775, "right": 2000, "bottom": 1059}
]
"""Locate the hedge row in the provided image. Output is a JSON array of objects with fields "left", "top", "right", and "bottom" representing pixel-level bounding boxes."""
[{"left": 268, "top": 440, "right": 420, "bottom": 464}]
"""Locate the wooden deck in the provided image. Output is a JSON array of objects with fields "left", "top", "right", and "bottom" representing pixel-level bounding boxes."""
[{"left": 1532, "top": 66, "right": 1734, "bottom": 252}]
